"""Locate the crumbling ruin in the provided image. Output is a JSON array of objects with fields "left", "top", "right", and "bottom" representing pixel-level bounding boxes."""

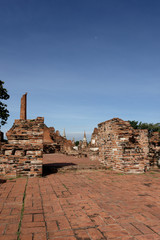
[
  {"left": 149, "top": 131, "right": 160, "bottom": 168},
  {"left": 0, "top": 93, "right": 44, "bottom": 177},
  {"left": 43, "top": 126, "right": 74, "bottom": 155},
  {"left": 76, "top": 131, "right": 88, "bottom": 157},
  {"left": 20, "top": 93, "right": 27, "bottom": 120},
  {"left": 89, "top": 118, "right": 160, "bottom": 173},
  {"left": 0, "top": 93, "right": 74, "bottom": 178},
  {"left": 1, "top": 92, "right": 160, "bottom": 177},
  {"left": 0, "top": 117, "right": 44, "bottom": 177}
]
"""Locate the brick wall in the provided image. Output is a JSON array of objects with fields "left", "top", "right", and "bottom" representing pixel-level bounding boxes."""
[
  {"left": 149, "top": 132, "right": 160, "bottom": 168},
  {"left": 90, "top": 118, "right": 150, "bottom": 173},
  {"left": 0, "top": 117, "right": 44, "bottom": 178},
  {"left": 43, "top": 127, "right": 73, "bottom": 155}
]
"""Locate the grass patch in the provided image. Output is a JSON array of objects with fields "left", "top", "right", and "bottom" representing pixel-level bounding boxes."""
[
  {"left": 117, "top": 172, "right": 124, "bottom": 175},
  {"left": 8, "top": 175, "right": 24, "bottom": 181},
  {"left": 62, "top": 183, "right": 69, "bottom": 190},
  {"left": 86, "top": 176, "right": 92, "bottom": 180},
  {"left": 17, "top": 177, "right": 28, "bottom": 240}
]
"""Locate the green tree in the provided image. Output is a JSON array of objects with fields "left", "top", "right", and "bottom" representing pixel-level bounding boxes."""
[
  {"left": 0, "top": 81, "right": 10, "bottom": 128},
  {"left": 129, "top": 120, "right": 160, "bottom": 133},
  {"left": 128, "top": 120, "right": 139, "bottom": 129},
  {"left": 75, "top": 141, "right": 79, "bottom": 146}
]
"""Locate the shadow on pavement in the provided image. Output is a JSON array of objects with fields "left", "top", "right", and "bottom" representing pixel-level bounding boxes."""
[
  {"left": 0, "top": 179, "right": 6, "bottom": 184},
  {"left": 42, "top": 162, "right": 77, "bottom": 176}
]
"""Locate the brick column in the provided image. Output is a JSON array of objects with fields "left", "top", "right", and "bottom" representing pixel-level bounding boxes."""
[{"left": 20, "top": 93, "right": 27, "bottom": 120}]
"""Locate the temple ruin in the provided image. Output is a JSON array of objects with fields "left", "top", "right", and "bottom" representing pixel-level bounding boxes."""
[
  {"left": 0, "top": 92, "right": 44, "bottom": 177},
  {"left": 89, "top": 118, "right": 160, "bottom": 173},
  {"left": 0, "top": 94, "right": 160, "bottom": 178},
  {"left": 0, "top": 94, "right": 74, "bottom": 178},
  {"left": 20, "top": 92, "right": 27, "bottom": 120}
]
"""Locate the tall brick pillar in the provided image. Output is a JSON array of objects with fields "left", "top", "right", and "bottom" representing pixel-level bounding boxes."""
[{"left": 20, "top": 93, "right": 27, "bottom": 120}]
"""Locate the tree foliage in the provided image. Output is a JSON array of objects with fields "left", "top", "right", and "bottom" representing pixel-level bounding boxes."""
[
  {"left": 129, "top": 120, "right": 160, "bottom": 133},
  {"left": 0, "top": 81, "right": 10, "bottom": 128},
  {"left": 75, "top": 141, "right": 79, "bottom": 146}
]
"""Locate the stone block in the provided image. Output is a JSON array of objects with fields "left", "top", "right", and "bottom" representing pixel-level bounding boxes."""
[
  {"left": 26, "top": 150, "right": 42, "bottom": 156},
  {"left": 15, "top": 150, "right": 25, "bottom": 156},
  {"left": 5, "top": 150, "right": 13, "bottom": 156}
]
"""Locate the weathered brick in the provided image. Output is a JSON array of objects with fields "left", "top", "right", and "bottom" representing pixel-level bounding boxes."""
[{"left": 89, "top": 118, "right": 157, "bottom": 173}]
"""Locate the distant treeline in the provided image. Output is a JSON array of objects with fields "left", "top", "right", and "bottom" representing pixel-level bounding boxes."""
[{"left": 129, "top": 120, "right": 160, "bottom": 133}]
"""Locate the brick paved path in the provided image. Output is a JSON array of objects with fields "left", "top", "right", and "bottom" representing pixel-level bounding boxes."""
[
  {"left": 0, "top": 154, "right": 160, "bottom": 239},
  {"left": 43, "top": 154, "right": 104, "bottom": 174}
]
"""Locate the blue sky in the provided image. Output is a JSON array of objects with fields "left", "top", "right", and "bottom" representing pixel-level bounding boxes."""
[{"left": 0, "top": 0, "right": 160, "bottom": 140}]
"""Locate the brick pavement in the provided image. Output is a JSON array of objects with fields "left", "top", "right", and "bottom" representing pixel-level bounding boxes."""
[
  {"left": 0, "top": 154, "right": 160, "bottom": 239},
  {"left": 43, "top": 154, "right": 103, "bottom": 174}
]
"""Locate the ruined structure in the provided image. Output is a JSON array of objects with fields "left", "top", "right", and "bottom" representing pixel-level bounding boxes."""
[
  {"left": 20, "top": 93, "right": 27, "bottom": 120},
  {"left": 0, "top": 93, "right": 44, "bottom": 177},
  {"left": 72, "top": 137, "right": 75, "bottom": 145},
  {"left": 0, "top": 117, "right": 44, "bottom": 177},
  {"left": 63, "top": 128, "right": 66, "bottom": 139},
  {"left": 81, "top": 131, "right": 87, "bottom": 149},
  {"left": 75, "top": 132, "right": 88, "bottom": 157},
  {"left": 43, "top": 127, "right": 74, "bottom": 155},
  {"left": 91, "top": 128, "right": 98, "bottom": 147},
  {"left": 149, "top": 131, "right": 160, "bottom": 168},
  {"left": 1, "top": 92, "right": 159, "bottom": 177},
  {"left": 88, "top": 128, "right": 99, "bottom": 161},
  {"left": 89, "top": 118, "right": 160, "bottom": 173},
  {"left": 0, "top": 93, "right": 75, "bottom": 178}
]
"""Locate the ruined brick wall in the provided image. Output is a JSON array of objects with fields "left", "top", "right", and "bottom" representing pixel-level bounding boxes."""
[
  {"left": 0, "top": 117, "right": 44, "bottom": 178},
  {"left": 43, "top": 127, "right": 59, "bottom": 153},
  {"left": 43, "top": 127, "right": 74, "bottom": 155},
  {"left": 43, "top": 127, "right": 54, "bottom": 143},
  {"left": 149, "top": 132, "right": 160, "bottom": 168},
  {"left": 90, "top": 128, "right": 98, "bottom": 147},
  {"left": 90, "top": 118, "right": 150, "bottom": 173}
]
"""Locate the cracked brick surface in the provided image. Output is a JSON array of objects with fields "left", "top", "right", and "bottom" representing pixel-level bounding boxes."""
[{"left": 0, "top": 154, "right": 160, "bottom": 239}]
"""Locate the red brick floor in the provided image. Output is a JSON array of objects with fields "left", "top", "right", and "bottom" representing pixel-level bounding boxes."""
[
  {"left": 0, "top": 154, "right": 160, "bottom": 239},
  {"left": 43, "top": 153, "right": 103, "bottom": 171}
]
